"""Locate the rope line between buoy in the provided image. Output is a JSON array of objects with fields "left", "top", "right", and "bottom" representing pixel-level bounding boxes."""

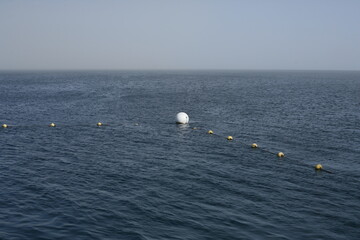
[{"left": 1, "top": 120, "right": 333, "bottom": 174}]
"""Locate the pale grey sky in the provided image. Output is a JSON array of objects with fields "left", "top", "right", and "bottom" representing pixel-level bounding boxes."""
[{"left": 1, "top": 0, "right": 359, "bottom": 70}]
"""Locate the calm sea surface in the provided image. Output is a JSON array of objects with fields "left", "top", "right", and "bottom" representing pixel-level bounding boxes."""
[{"left": 0, "top": 70, "right": 359, "bottom": 239}]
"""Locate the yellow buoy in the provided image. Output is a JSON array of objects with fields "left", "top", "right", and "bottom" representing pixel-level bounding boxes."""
[
  {"left": 227, "top": 136, "right": 233, "bottom": 141},
  {"left": 2, "top": 124, "right": 8, "bottom": 128},
  {"left": 97, "top": 122, "right": 103, "bottom": 126},
  {"left": 208, "top": 130, "right": 213, "bottom": 134},
  {"left": 315, "top": 164, "right": 323, "bottom": 171},
  {"left": 277, "top": 152, "right": 285, "bottom": 157},
  {"left": 49, "top": 123, "right": 56, "bottom": 127},
  {"left": 192, "top": 127, "right": 197, "bottom": 130},
  {"left": 251, "top": 143, "right": 258, "bottom": 148}
]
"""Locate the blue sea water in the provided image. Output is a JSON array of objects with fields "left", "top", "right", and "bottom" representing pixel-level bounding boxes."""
[{"left": 0, "top": 70, "right": 359, "bottom": 240}]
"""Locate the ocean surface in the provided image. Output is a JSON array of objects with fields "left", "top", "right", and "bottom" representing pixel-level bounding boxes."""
[{"left": 0, "top": 70, "right": 359, "bottom": 240}]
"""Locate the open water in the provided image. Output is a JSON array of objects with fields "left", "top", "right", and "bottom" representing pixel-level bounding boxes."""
[{"left": 0, "top": 70, "right": 359, "bottom": 239}]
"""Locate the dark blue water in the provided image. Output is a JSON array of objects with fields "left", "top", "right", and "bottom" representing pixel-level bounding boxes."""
[{"left": 1, "top": 70, "right": 359, "bottom": 240}]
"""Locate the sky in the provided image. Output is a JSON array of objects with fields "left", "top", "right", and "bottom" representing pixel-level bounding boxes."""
[{"left": 0, "top": 0, "right": 360, "bottom": 70}]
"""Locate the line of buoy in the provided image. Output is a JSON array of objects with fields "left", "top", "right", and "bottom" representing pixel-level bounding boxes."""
[
  {"left": 203, "top": 126, "right": 287, "bottom": 158},
  {"left": 195, "top": 126, "right": 332, "bottom": 173},
  {"left": 202, "top": 127, "right": 331, "bottom": 173},
  {"left": 1, "top": 122, "right": 108, "bottom": 128},
  {"left": 1, "top": 112, "right": 333, "bottom": 174}
]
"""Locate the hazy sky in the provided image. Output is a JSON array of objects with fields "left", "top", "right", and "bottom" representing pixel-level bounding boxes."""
[{"left": 1, "top": 0, "right": 360, "bottom": 70}]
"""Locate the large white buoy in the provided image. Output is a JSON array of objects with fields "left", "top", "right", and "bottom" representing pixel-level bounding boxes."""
[{"left": 176, "top": 112, "right": 189, "bottom": 124}]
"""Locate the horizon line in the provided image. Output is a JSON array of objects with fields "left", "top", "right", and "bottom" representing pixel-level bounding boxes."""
[{"left": 1, "top": 68, "right": 360, "bottom": 72}]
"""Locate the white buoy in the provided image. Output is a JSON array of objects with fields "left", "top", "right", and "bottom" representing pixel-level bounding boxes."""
[{"left": 176, "top": 112, "right": 189, "bottom": 124}]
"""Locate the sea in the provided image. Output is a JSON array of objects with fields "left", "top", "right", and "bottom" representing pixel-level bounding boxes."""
[{"left": 0, "top": 70, "right": 359, "bottom": 240}]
